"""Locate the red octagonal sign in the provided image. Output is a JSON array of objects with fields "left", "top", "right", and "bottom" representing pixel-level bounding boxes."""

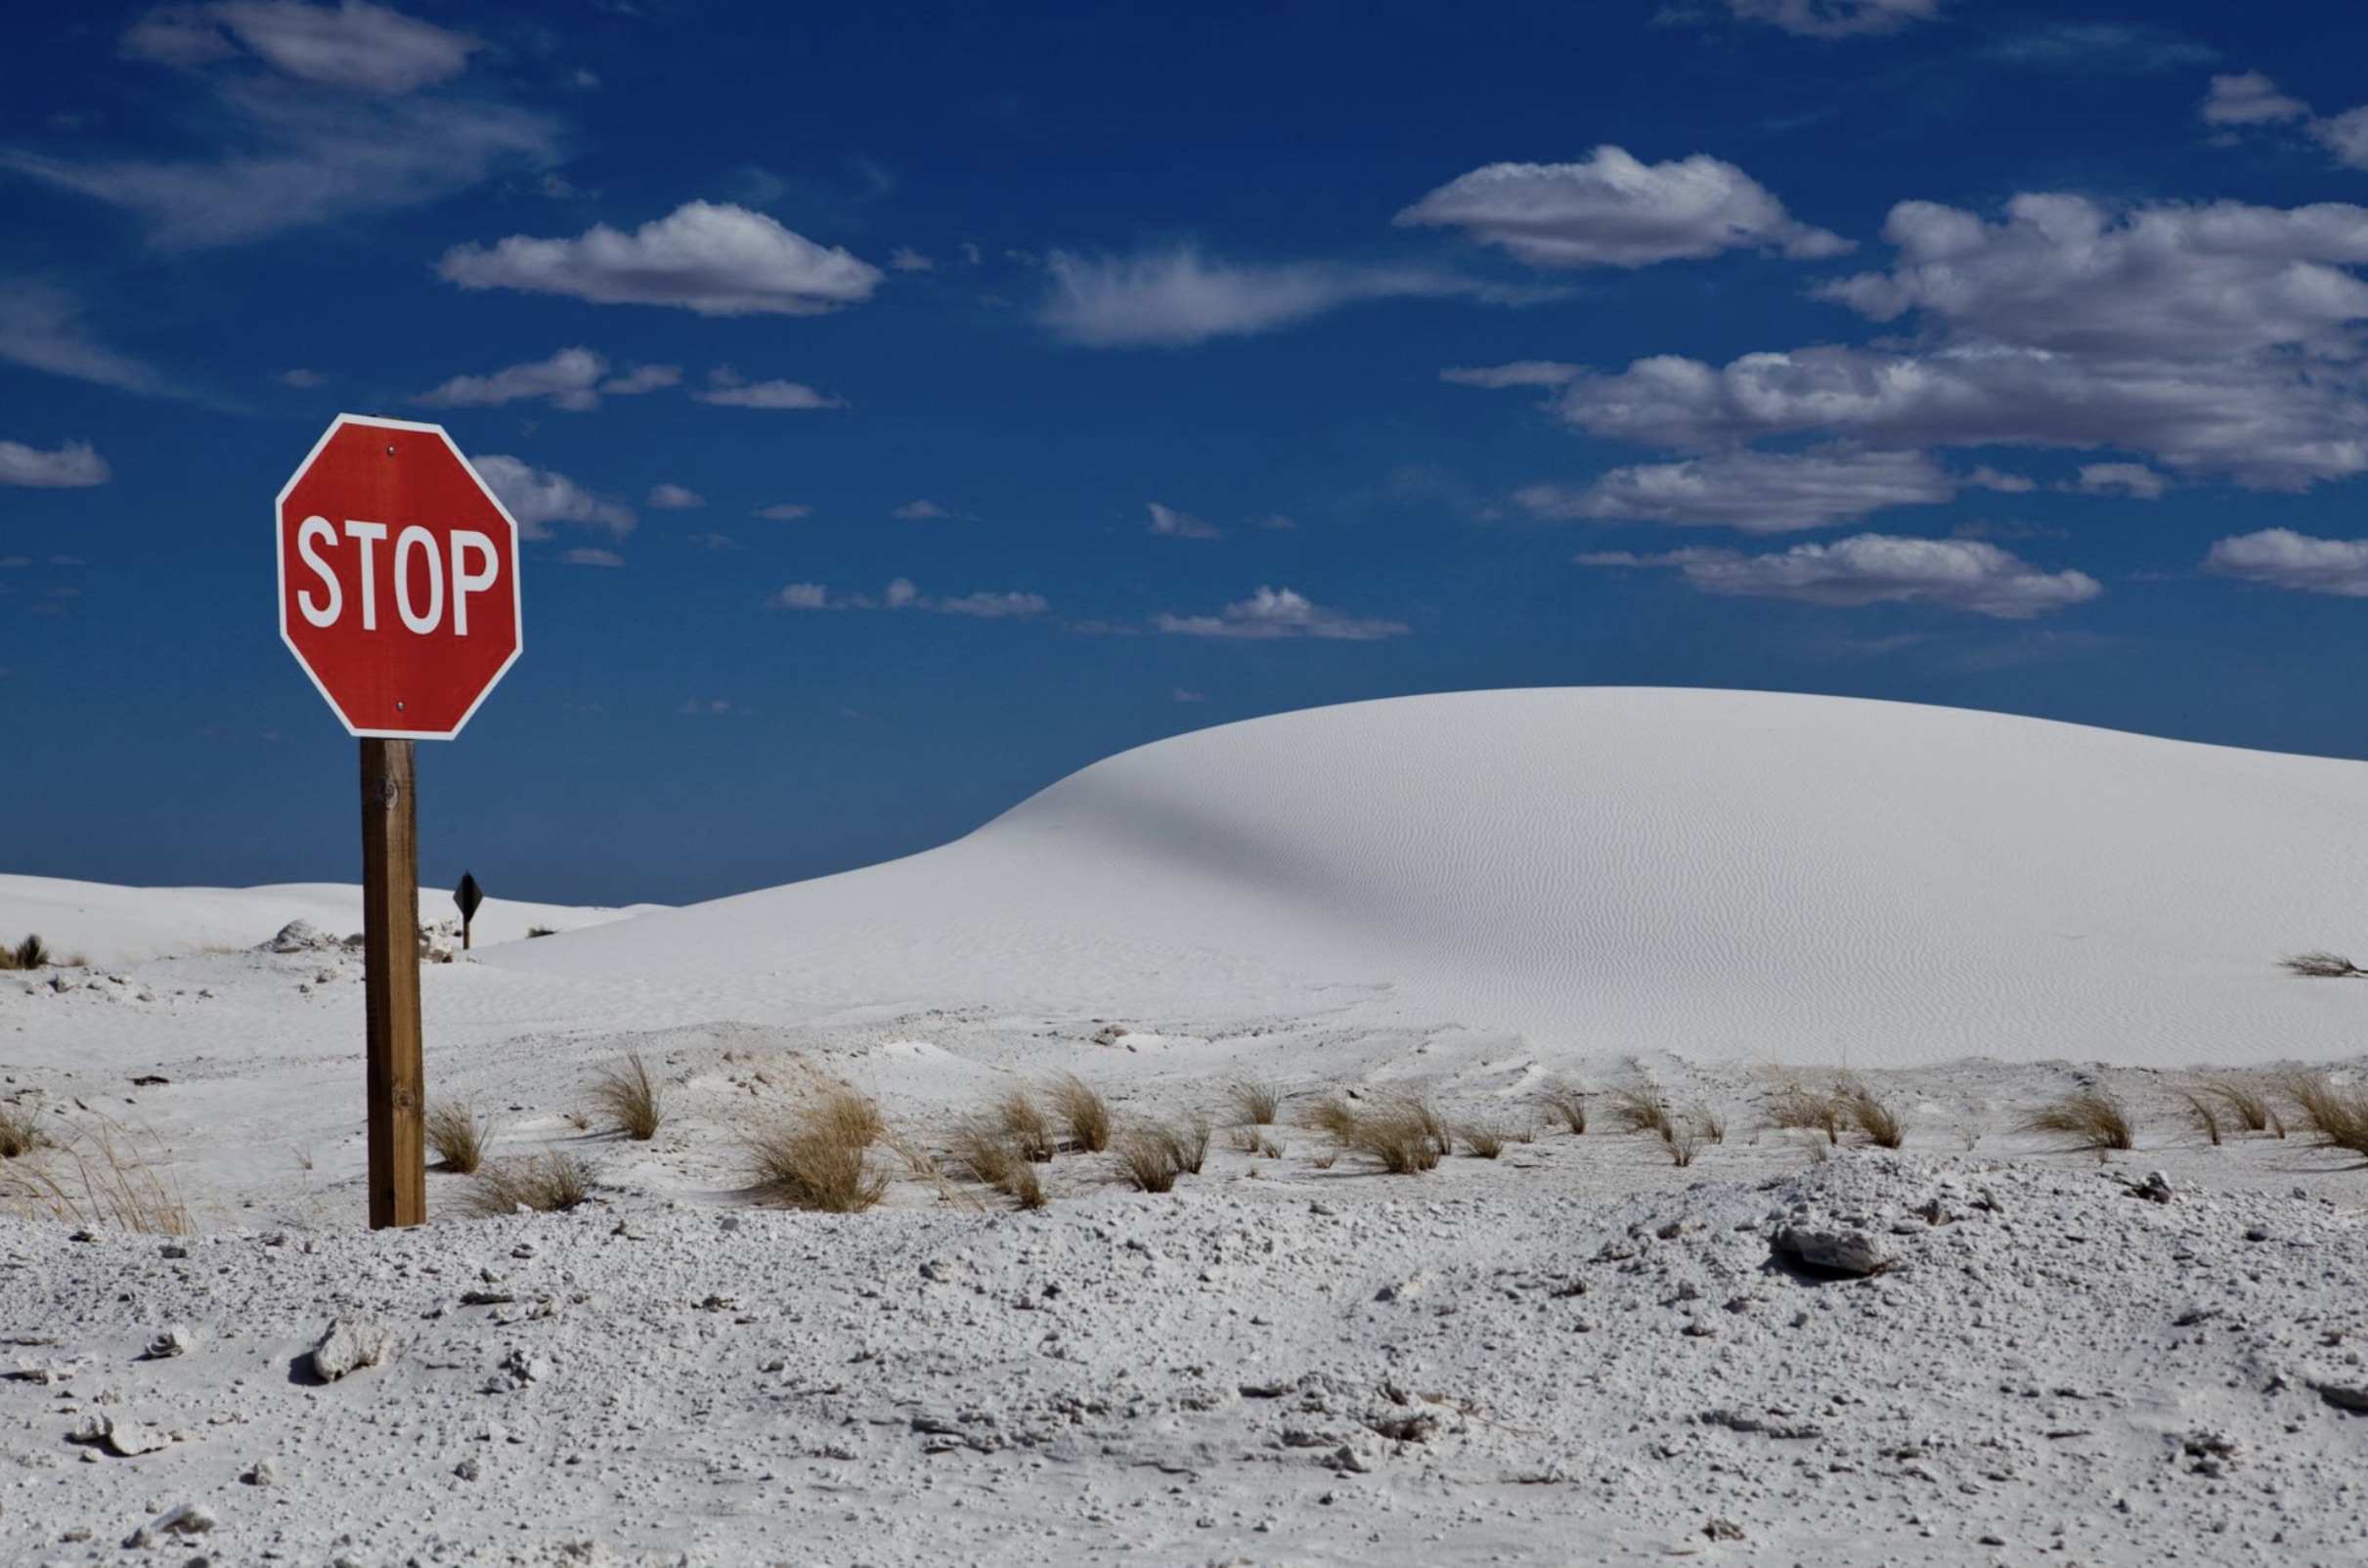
[{"left": 277, "top": 414, "right": 523, "bottom": 740}]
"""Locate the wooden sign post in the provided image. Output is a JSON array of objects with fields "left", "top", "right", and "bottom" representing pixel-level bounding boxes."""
[
  {"left": 277, "top": 414, "right": 524, "bottom": 1230},
  {"left": 362, "top": 740, "right": 425, "bottom": 1229}
]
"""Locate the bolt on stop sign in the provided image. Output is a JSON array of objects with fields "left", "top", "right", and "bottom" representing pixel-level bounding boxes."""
[{"left": 277, "top": 414, "right": 523, "bottom": 738}]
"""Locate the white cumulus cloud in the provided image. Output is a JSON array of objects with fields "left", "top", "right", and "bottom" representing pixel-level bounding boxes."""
[
  {"left": 1154, "top": 587, "right": 1409, "bottom": 641},
  {"left": 0, "top": 439, "right": 110, "bottom": 488},
  {"left": 1580, "top": 534, "right": 2101, "bottom": 618},
  {"left": 2203, "top": 70, "right": 2309, "bottom": 126},
  {"left": 472, "top": 455, "right": 635, "bottom": 541},
  {"left": 437, "top": 201, "right": 884, "bottom": 317},
  {"left": 2065, "top": 462, "right": 2169, "bottom": 499},
  {"left": 647, "top": 483, "right": 704, "bottom": 509},
  {"left": 1394, "top": 147, "right": 1849, "bottom": 268},
  {"left": 891, "top": 500, "right": 949, "bottom": 520},
  {"left": 2204, "top": 529, "right": 2368, "bottom": 595}
]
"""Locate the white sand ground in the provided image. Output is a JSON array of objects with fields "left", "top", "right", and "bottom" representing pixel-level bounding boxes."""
[{"left": 3, "top": 689, "right": 2367, "bottom": 1564}]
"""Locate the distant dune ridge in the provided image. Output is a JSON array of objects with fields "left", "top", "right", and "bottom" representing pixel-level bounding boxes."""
[
  {"left": 12, "top": 688, "right": 2368, "bottom": 1067},
  {"left": 490, "top": 688, "right": 2368, "bottom": 1068}
]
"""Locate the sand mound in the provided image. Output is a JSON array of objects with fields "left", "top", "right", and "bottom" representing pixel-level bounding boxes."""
[{"left": 498, "top": 688, "right": 2368, "bottom": 1067}]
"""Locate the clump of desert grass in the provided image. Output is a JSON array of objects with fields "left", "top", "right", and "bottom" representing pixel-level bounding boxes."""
[
  {"left": 424, "top": 1100, "right": 490, "bottom": 1174},
  {"left": 1224, "top": 1078, "right": 1285, "bottom": 1126},
  {"left": 2180, "top": 1086, "right": 2225, "bottom": 1147},
  {"left": 2277, "top": 1069, "right": 2368, "bottom": 1159},
  {"left": 2021, "top": 1087, "right": 2134, "bottom": 1156},
  {"left": 1664, "top": 1114, "right": 1710, "bottom": 1168},
  {"left": 1457, "top": 1118, "right": 1519, "bottom": 1159},
  {"left": 0, "top": 1100, "right": 48, "bottom": 1159},
  {"left": 1533, "top": 1077, "right": 1588, "bottom": 1135},
  {"left": 589, "top": 1052, "right": 664, "bottom": 1141},
  {"left": 996, "top": 1084, "right": 1056, "bottom": 1163},
  {"left": 2191, "top": 1077, "right": 2279, "bottom": 1138},
  {"left": 1113, "top": 1115, "right": 1211, "bottom": 1193},
  {"left": 0, "top": 934, "right": 51, "bottom": 972},
  {"left": 1606, "top": 1085, "right": 1676, "bottom": 1141},
  {"left": 1840, "top": 1084, "right": 1905, "bottom": 1150},
  {"left": 946, "top": 1115, "right": 1046, "bottom": 1209},
  {"left": 2283, "top": 950, "right": 2364, "bottom": 978},
  {"left": 746, "top": 1083, "right": 889, "bottom": 1212},
  {"left": 0, "top": 1112, "right": 188, "bottom": 1235},
  {"left": 1047, "top": 1073, "right": 1111, "bottom": 1154},
  {"left": 464, "top": 1150, "right": 593, "bottom": 1216},
  {"left": 1767, "top": 1083, "right": 1846, "bottom": 1145},
  {"left": 1305, "top": 1095, "right": 1444, "bottom": 1175},
  {"left": 1227, "top": 1125, "right": 1285, "bottom": 1158}
]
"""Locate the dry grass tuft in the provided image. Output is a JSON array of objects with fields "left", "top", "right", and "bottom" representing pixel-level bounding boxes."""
[
  {"left": 0, "top": 934, "right": 51, "bottom": 971},
  {"left": 425, "top": 1101, "right": 490, "bottom": 1174},
  {"left": 997, "top": 1084, "right": 1056, "bottom": 1163},
  {"left": 947, "top": 1116, "right": 1046, "bottom": 1208},
  {"left": 1400, "top": 1094, "right": 1454, "bottom": 1159},
  {"left": 1225, "top": 1078, "right": 1285, "bottom": 1126},
  {"left": 2180, "top": 1088, "right": 2223, "bottom": 1147},
  {"left": 1666, "top": 1115, "right": 1708, "bottom": 1168},
  {"left": 1048, "top": 1073, "right": 1111, "bottom": 1154},
  {"left": 1114, "top": 1122, "right": 1200, "bottom": 1193},
  {"left": 747, "top": 1085, "right": 889, "bottom": 1213},
  {"left": 2198, "top": 1079, "right": 2276, "bottom": 1136},
  {"left": 0, "top": 1101, "right": 48, "bottom": 1159},
  {"left": 1338, "top": 1104, "right": 1443, "bottom": 1175},
  {"left": 1227, "top": 1125, "right": 1285, "bottom": 1157},
  {"left": 2283, "top": 950, "right": 2364, "bottom": 978},
  {"left": 1767, "top": 1084, "right": 1846, "bottom": 1144},
  {"left": 0, "top": 1113, "right": 188, "bottom": 1234},
  {"left": 1301, "top": 1096, "right": 1361, "bottom": 1141},
  {"left": 1534, "top": 1077, "right": 1588, "bottom": 1135},
  {"left": 2021, "top": 1087, "right": 2134, "bottom": 1155},
  {"left": 2277, "top": 1070, "right": 2368, "bottom": 1159},
  {"left": 1458, "top": 1120, "right": 1514, "bottom": 1159},
  {"left": 1840, "top": 1084, "right": 1904, "bottom": 1150},
  {"left": 1607, "top": 1085, "right": 1676, "bottom": 1142},
  {"left": 465, "top": 1150, "right": 593, "bottom": 1216},
  {"left": 589, "top": 1052, "right": 664, "bottom": 1141}
]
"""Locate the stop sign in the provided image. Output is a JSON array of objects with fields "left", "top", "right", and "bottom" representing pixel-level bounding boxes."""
[{"left": 277, "top": 414, "right": 522, "bottom": 739}]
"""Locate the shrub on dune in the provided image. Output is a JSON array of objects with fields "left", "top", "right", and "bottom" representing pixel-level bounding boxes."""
[
  {"left": 589, "top": 1053, "right": 664, "bottom": 1141},
  {"left": 2020, "top": 1088, "right": 2133, "bottom": 1155},
  {"left": 425, "top": 1101, "right": 490, "bottom": 1174},
  {"left": 465, "top": 1151, "right": 593, "bottom": 1217},
  {"left": 1048, "top": 1072, "right": 1111, "bottom": 1153},
  {"left": 747, "top": 1085, "right": 889, "bottom": 1213},
  {"left": 1534, "top": 1077, "right": 1588, "bottom": 1135}
]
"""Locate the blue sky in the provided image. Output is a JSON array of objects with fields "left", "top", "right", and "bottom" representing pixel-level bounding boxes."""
[{"left": 8, "top": 0, "right": 2368, "bottom": 905}]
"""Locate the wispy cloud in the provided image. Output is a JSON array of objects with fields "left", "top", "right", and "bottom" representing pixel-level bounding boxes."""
[
  {"left": 416, "top": 347, "right": 680, "bottom": 412},
  {"left": 1147, "top": 501, "right": 1224, "bottom": 540},
  {"left": 752, "top": 502, "right": 813, "bottom": 521},
  {"left": 691, "top": 369, "right": 846, "bottom": 409},
  {"left": 0, "top": 439, "right": 110, "bottom": 488},
  {"left": 438, "top": 201, "right": 884, "bottom": 317},
  {"left": 1700, "top": 0, "right": 1941, "bottom": 38},
  {"left": 1516, "top": 448, "right": 1972, "bottom": 533},
  {"left": 647, "top": 483, "right": 704, "bottom": 509},
  {"left": 1441, "top": 361, "right": 1582, "bottom": 389},
  {"left": 1154, "top": 586, "right": 1410, "bottom": 640},
  {"left": 1580, "top": 534, "right": 2101, "bottom": 618},
  {"left": 0, "top": 282, "right": 169, "bottom": 394},
  {"left": 472, "top": 455, "right": 635, "bottom": 541},
  {"left": 1395, "top": 147, "right": 1848, "bottom": 268},
  {"left": 890, "top": 500, "right": 950, "bottom": 520},
  {"left": 8, "top": 4, "right": 552, "bottom": 246},
  {"left": 767, "top": 577, "right": 1048, "bottom": 617},
  {"left": 1038, "top": 244, "right": 1547, "bottom": 348}
]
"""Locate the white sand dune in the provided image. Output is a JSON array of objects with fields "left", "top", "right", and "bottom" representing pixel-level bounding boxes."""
[
  {"left": 497, "top": 687, "right": 2368, "bottom": 1067},
  {"left": 0, "top": 874, "right": 659, "bottom": 965}
]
